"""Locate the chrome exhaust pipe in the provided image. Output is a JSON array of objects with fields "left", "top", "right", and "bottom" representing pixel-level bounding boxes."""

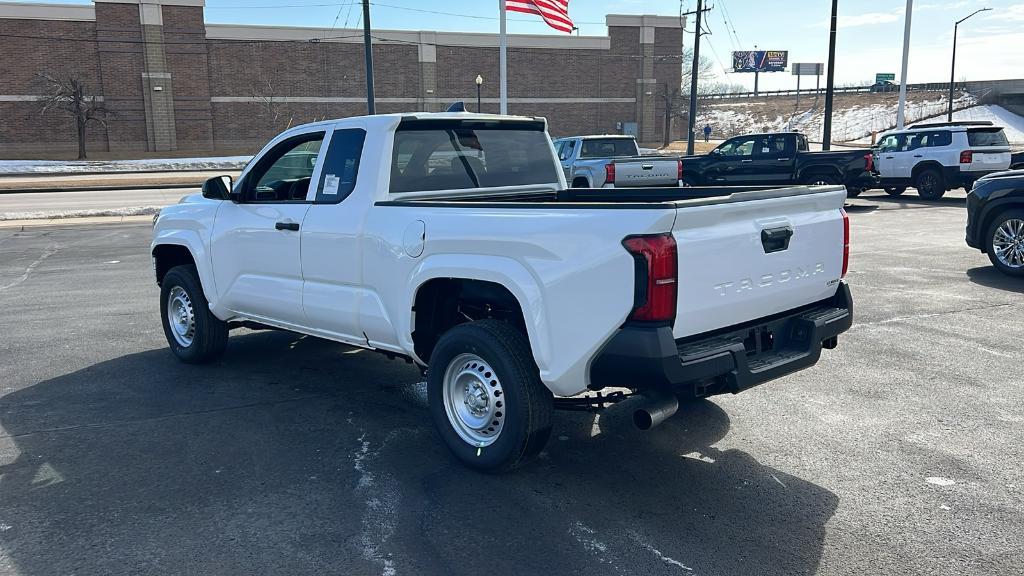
[{"left": 632, "top": 392, "right": 679, "bottom": 431}]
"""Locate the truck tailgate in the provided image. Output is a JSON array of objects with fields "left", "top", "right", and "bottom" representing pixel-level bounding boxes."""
[
  {"left": 672, "top": 186, "right": 847, "bottom": 338},
  {"left": 613, "top": 158, "right": 679, "bottom": 187}
]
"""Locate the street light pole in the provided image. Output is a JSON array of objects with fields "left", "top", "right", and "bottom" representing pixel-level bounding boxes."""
[
  {"left": 475, "top": 75, "right": 483, "bottom": 113},
  {"left": 685, "top": 0, "right": 704, "bottom": 156},
  {"left": 948, "top": 8, "right": 990, "bottom": 121},
  {"left": 896, "top": 0, "right": 913, "bottom": 130},
  {"left": 821, "top": 0, "right": 838, "bottom": 151},
  {"left": 362, "top": 0, "right": 375, "bottom": 114}
]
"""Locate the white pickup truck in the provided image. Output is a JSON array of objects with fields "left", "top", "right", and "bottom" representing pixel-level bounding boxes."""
[
  {"left": 152, "top": 112, "right": 853, "bottom": 471},
  {"left": 554, "top": 135, "right": 681, "bottom": 188}
]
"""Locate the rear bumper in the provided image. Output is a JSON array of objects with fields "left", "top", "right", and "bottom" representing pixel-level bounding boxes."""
[{"left": 589, "top": 283, "right": 853, "bottom": 397}]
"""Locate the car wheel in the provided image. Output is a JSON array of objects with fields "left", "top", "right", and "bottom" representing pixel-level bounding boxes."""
[
  {"left": 681, "top": 175, "right": 698, "bottom": 188},
  {"left": 846, "top": 187, "right": 863, "bottom": 198},
  {"left": 915, "top": 168, "right": 946, "bottom": 200},
  {"left": 428, "top": 319, "right": 553, "bottom": 472},
  {"left": 572, "top": 177, "right": 589, "bottom": 188},
  {"left": 804, "top": 174, "right": 838, "bottom": 186},
  {"left": 884, "top": 187, "right": 906, "bottom": 197},
  {"left": 160, "top": 265, "right": 228, "bottom": 364},
  {"left": 986, "top": 209, "right": 1024, "bottom": 277}
]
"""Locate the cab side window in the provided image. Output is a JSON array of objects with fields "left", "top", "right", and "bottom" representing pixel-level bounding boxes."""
[
  {"left": 245, "top": 132, "right": 326, "bottom": 203},
  {"left": 720, "top": 136, "right": 757, "bottom": 157},
  {"left": 314, "top": 128, "right": 366, "bottom": 203}
]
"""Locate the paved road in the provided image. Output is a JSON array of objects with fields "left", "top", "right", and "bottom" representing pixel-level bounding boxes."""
[
  {"left": 0, "top": 190, "right": 1021, "bottom": 575},
  {"left": 0, "top": 187, "right": 197, "bottom": 219}
]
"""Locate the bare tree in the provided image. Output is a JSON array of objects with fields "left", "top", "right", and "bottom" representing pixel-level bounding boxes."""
[
  {"left": 659, "top": 48, "right": 723, "bottom": 146},
  {"left": 251, "top": 79, "right": 293, "bottom": 135},
  {"left": 38, "top": 73, "right": 110, "bottom": 160}
]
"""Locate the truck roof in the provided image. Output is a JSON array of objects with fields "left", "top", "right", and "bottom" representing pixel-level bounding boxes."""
[
  {"left": 557, "top": 135, "right": 637, "bottom": 140},
  {"left": 276, "top": 111, "right": 546, "bottom": 137}
]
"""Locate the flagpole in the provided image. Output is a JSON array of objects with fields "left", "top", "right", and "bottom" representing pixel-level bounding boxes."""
[{"left": 499, "top": 0, "right": 508, "bottom": 115}]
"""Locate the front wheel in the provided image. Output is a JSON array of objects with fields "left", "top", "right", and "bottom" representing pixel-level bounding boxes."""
[
  {"left": 160, "top": 265, "right": 228, "bottom": 364},
  {"left": 915, "top": 168, "right": 946, "bottom": 200},
  {"left": 803, "top": 174, "right": 838, "bottom": 186},
  {"left": 427, "top": 320, "right": 553, "bottom": 472},
  {"left": 884, "top": 187, "right": 906, "bottom": 197},
  {"left": 986, "top": 209, "right": 1024, "bottom": 277}
]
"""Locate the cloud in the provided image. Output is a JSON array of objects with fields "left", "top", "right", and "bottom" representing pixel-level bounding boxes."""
[
  {"left": 916, "top": 1, "right": 971, "bottom": 10},
  {"left": 994, "top": 4, "right": 1024, "bottom": 21},
  {"left": 808, "top": 10, "right": 903, "bottom": 29}
]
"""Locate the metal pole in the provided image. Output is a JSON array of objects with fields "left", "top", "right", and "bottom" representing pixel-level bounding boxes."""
[
  {"left": 821, "top": 0, "right": 838, "bottom": 150},
  {"left": 754, "top": 70, "right": 759, "bottom": 96},
  {"left": 685, "top": 0, "right": 703, "bottom": 156},
  {"left": 362, "top": 0, "right": 375, "bottom": 114},
  {"left": 499, "top": 0, "right": 508, "bottom": 115},
  {"left": 477, "top": 84, "right": 482, "bottom": 113},
  {"left": 896, "top": 0, "right": 913, "bottom": 129},
  {"left": 948, "top": 22, "right": 958, "bottom": 121}
]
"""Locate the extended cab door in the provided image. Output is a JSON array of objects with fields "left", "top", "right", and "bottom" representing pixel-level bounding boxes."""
[
  {"left": 748, "top": 134, "right": 796, "bottom": 184},
  {"left": 710, "top": 135, "right": 761, "bottom": 183},
  {"left": 298, "top": 125, "right": 371, "bottom": 346},
  {"left": 559, "top": 138, "right": 579, "bottom": 183},
  {"left": 210, "top": 129, "right": 326, "bottom": 326}
]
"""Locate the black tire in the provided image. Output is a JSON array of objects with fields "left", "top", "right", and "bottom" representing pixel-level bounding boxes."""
[
  {"left": 571, "top": 177, "right": 589, "bottom": 188},
  {"left": 803, "top": 173, "right": 838, "bottom": 186},
  {"left": 985, "top": 208, "right": 1024, "bottom": 277},
  {"left": 160, "top": 265, "right": 228, "bottom": 364},
  {"left": 846, "top": 187, "right": 863, "bottom": 198},
  {"left": 884, "top": 187, "right": 906, "bottom": 197},
  {"left": 427, "top": 320, "right": 553, "bottom": 472},
  {"left": 915, "top": 168, "right": 946, "bottom": 200},
  {"left": 681, "top": 175, "right": 698, "bottom": 188}
]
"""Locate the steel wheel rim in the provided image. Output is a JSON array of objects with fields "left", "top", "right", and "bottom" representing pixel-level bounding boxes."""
[
  {"left": 919, "top": 174, "right": 938, "bottom": 194},
  {"left": 442, "top": 353, "right": 505, "bottom": 447},
  {"left": 993, "top": 218, "right": 1024, "bottom": 269},
  {"left": 167, "top": 285, "right": 196, "bottom": 347}
]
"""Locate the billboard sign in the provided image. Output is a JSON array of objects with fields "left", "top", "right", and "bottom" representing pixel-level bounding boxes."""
[
  {"left": 875, "top": 73, "right": 896, "bottom": 82},
  {"left": 733, "top": 50, "right": 788, "bottom": 73},
  {"left": 792, "top": 63, "right": 824, "bottom": 76}
]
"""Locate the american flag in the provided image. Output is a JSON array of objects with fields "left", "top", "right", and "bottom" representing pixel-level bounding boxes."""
[{"left": 506, "top": 0, "right": 574, "bottom": 34}]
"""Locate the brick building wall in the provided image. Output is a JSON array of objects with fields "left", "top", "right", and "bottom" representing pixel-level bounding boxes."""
[{"left": 0, "top": 1, "right": 683, "bottom": 157}]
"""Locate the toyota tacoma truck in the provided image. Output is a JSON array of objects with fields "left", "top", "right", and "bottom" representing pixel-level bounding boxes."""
[
  {"left": 680, "top": 132, "right": 876, "bottom": 196},
  {"left": 554, "top": 135, "right": 682, "bottom": 188},
  {"left": 152, "top": 112, "right": 853, "bottom": 471}
]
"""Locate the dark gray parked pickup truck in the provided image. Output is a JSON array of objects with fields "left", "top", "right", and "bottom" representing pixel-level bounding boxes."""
[{"left": 680, "top": 132, "right": 877, "bottom": 196}]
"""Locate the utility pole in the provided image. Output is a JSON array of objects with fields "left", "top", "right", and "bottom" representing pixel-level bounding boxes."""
[
  {"left": 821, "top": 0, "right": 838, "bottom": 150},
  {"left": 362, "top": 0, "right": 375, "bottom": 114},
  {"left": 685, "top": 0, "right": 705, "bottom": 156},
  {"left": 948, "top": 8, "right": 991, "bottom": 121},
  {"left": 896, "top": 0, "right": 912, "bottom": 129}
]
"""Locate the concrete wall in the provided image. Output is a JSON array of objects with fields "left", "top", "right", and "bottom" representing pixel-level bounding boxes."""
[{"left": 0, "top": 2, "right": 684, "bottom": 157}]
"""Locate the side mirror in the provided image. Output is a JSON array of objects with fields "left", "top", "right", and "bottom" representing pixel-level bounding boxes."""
[
  {"left": 711, "top": 148, "right": 722, "bottom": 155},
  {"left": 202, "top": 175, "right": 234, "bottom": 201}
]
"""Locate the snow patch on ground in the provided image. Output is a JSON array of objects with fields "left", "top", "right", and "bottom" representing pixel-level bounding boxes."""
[
  {"left": 916, "top": 105, "right": 1024, "bottom": 144},
  {"left": 0, "top": 205, "right": 162, "bottom": 221},
  {"left": 926, "top": 476, "right": 956, "bottom": 487},
  {"left": 0, "top": 156, "right": 251, "bottom": 175}
]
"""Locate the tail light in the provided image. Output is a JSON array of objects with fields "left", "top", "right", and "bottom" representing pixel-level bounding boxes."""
[
  {"left": 677, "top": 158, "right": 684, "bottom": 182},
  {"left": 623, "top": 234, "right": 677, "bottom": 324},
  {"left": 863, "top": 152, "right": 874, "bottom": 172},
  {"left": 841, "top": 208, "right": 850, "bottom": 278},
  {"left": 604, "top": 162, "right": 615, "bottom": 186},
  {"left": 960, "top": 150, "right": 973, "bottom": 164}
]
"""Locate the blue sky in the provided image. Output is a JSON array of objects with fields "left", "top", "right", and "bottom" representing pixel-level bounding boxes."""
[{"left": 21, "top": 0, "right": 1024, "bottom": 91}]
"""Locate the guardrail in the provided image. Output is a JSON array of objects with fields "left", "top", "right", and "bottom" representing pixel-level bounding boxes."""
[{"left": 702, "top": 82, "right": 968, "bottom": 100}]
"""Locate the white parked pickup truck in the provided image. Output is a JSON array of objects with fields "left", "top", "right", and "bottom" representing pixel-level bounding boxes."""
[
  {"left": 152, "top": 112, "right": 853, "bottom": 471},
  {"left": 554, "top": 135, "right": 682, "bottom": 188}
]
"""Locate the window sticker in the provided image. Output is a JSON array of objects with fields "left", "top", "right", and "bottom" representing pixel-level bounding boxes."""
[{"left": 323, "top": 174, "right": 340, "bottom": 195}]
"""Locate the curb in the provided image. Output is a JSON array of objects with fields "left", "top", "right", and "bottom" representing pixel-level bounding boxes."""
[{"left": 0, "top": 182, "right": 201, "bottom": 194}]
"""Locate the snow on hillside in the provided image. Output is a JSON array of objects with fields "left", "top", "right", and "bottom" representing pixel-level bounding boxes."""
[
  {"left": 915, "top": 105, "right": 1024, "bottom": 144},
  {"left": 701, "top": 92, "right": 977, "bottom": 143}
]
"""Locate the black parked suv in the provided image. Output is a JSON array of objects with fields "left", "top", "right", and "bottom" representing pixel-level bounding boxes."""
[{"left": 966, "top": 170, "right": 1024, "bottom": 276}]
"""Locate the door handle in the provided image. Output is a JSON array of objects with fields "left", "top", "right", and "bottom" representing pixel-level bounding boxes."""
[
  {"left": 741, "top": 159, "right": 753, "bottom": 163},
  {"left": 641, "top": 164, "right": 654, "bottom": 170},
  {"left": 761, "top": 226, "right": 794, "bottom": 254},
  {"left": 777, "top": 158, "right": 790, "bottom": 161},
  {"left": 913, "top": 154, "right": 923, "bottom": 158},
  {"left": 884, "top": 156, "right": 894, "bottom": 159},
  {"left": 275, "top": 221, "right": 300, "bottom": 231}
]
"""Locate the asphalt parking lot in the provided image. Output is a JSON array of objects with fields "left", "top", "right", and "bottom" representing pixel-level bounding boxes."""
[{"left": 0, "top": 188, "right": 1021, "bottom": 576}]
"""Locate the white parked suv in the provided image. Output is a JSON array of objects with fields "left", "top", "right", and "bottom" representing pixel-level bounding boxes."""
[
  {"left": 152, "top": 111, "right": 853, "bottom": 471},
  {"left": 873, "top": 121, "right": 1011, "bottom": 199}
]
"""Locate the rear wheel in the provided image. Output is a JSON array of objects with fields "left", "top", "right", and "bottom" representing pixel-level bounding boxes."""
[
  {"left": 681, "top": 175, "right": 698, "bottom": 188},
  {"left": 846, "top": 187, "right": 863, "bottom": 198},
  {"left": 884, "top": 186, "right": 906, "bottom": 197},
  {"left": 803, "top": 174, "right": 838, "bottom": 186},
  {"left": 427, "top": 320, "right": 553, "bottom": 472},
  {"left": 915, "top": 168, "right": 946, "bottom": 200},
  {"left": 160, "top": 265, "right": 228, "bottom": 364},
  {"left": 986, "top": 209, "right": 1024, "bottom": 277},
  {"left": 572, "top": 177, "right": 589, "bottom": 188}
]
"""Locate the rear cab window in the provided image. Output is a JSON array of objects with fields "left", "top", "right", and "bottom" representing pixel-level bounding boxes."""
[
  {"left": 390, "top": 119, "right": 560, "bottom": 194},
  {"left": 967, "top": 128, "right": 1009, "bottom": 148},
  {"left": 579, "top": 138, "right": 639, "bottom": 158}
]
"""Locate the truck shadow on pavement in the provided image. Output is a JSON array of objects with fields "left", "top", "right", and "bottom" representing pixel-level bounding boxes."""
[
  {"left": 966, "top": 265, "right": 1024, "bottom": 293},
  {"left": 0, "top": 330, "right": 838, "bottom": 576}
]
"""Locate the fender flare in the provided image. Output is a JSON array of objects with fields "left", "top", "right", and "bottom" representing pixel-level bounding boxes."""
[
  {"left": 402, "top": 254, "right": 550, "bottom": 370},
  {"left": 151, "top": 231, "right": 219, "bottom": 307}
]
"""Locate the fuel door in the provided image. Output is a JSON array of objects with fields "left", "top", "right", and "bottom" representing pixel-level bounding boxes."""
[{"left": 403, "top": 220, "right": 425, "bottom": 258}]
